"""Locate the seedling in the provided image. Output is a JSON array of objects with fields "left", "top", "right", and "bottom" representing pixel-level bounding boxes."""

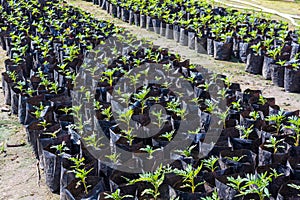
[
  {"left": 32, "top": 103, "right": 45, "bottom": 119},
  {"left": 258, "top": 95, "right": 267, "bottom": 105},
  {"left": 166, "top": 99, "right": 181, "bottom": 112},
  {"left": 105, "top": 153, "right": 120, "bottom": 165},
  {"left": 38, "top": 119, "right": 51, "bottom": 130},
  {"left": 174, "top": 107, "right": 187, "bottom": 120},
  {"left": 59, "top": 107, "right": 71, "bottom": 115},
  {"left": 104, "top": 189, "right": 133, "bottom": 200},
  {"left": 288, "top": 184, "right": 300, "bottom": 196},
  {"left": 222, "top": 76, "right": 232, "bottom": 88},
  {"left": 276, "top": 60, "right": 286, "bottom": 67},
  {"left": 231, "top": 100, "right": 242, "bottom": 112},
  {"left": 133, "top": 86, "right": 150, "bottom": 114},
  {"left": 121, "top": 128, "right": 136, "bottom": 146},
  {"left": 204, "top": 99, "right": 216, "bottom": 113},
  {"left": 128, "top": 165, "right": 169, "bottom": 200},
  {"left": 264, "top": 136, "right": 285, "bottom": 154},
  {"left": 235, "top": 125, "right": 254, "bottom": 139},
  {"left": 25, "top": 88, "right": 36, "bottom": 97},
  {"left": 50, "top": 141, "right": 69, "bottom": 156},
  {"left": 126, "top": 74, "right": 141, "bottom": 91},
  {"left": 160, "top": 130, "right": 175, "bottom": 142},
  {"left": 217, "top": 108, "right": 230, "bottom": 128},
  {"left": 151, "top": 109, "right": 167, "bottom": 128},
  {"left": 84, "top": 134, "right": 104, "bottom": 148},
  {"left": 265, "top": 110, "right": 286, "bottom": 135},
  {"left": 7, "top": 71, "right": 18, "bottom": 83},
  {"left": 69, "top": 156, "right": 85, "bottom": 169},
  {"left": 101, "top": 68, "right": 120, "bottom": 86},
  {"left": 227, "top": 170, "right": 281, "bottom": 200},
  {"left": 101, "top": 106, "right": 113, "bottom": 121},
  {"left": 42, "top": 129, "right": 60, "bottom": 138},
  {"left": 227, "top": 175, "right": 247, "bottom": 193},
  {"left": 250, "top": 42, "right": 262, "bottom": 56},
  {"left": 285, "top": 116, "right": 300, "bottom": 146},
  {"left": 117, "top": 109, "right": 134, "bottom": 128},
  {"left": 14, "top": 81, "right": 26, "bottom": 92},
  {"left": 217, "top": 88, "right": 229, "bottom": 99},
  {"left": 202, "top": 156, "right": 219, "bottom": 172},
  {"left": 140, "top": 145, "right": 160, "bottom": 159},
  {"left": 69, "top": 156, "right": 93, "bottom": 195},
  {"left": 224, "top": 155, "right": 246, "bottom": 162},
  {"left": 174, "top": 144, "right": 196, "bottom": 158},
  {"left": 71, "top": 105, "right": 82, "bottom": 119},
  {"left": 173, "top": 163, "right": 204, "bottom": 193},
  {"left": 249, "top": 111, "right": 260, "bottom": 121}
]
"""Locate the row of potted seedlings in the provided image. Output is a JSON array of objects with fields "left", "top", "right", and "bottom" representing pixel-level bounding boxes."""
[
  {"left": 1, "top": 0, "right": 300, "bottom": 199},
  {"left": 90, "top": 0, "right": 300, "bottom": 93}
]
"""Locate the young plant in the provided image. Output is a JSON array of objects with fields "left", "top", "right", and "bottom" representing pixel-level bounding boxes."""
[
  {"left": 227, "top": 170, "right": 281, "bottom": 200},
  {"left": 121, "top": 128, "right": 136, "bottom": 146},
  {"left": 105, "top": 153, "right": 120, "bottom": 165},
  {"left": 285, "top": 116, "right": 300, "bottom": 146},
  {"left": 249, "top": 111, "right": 260, "bottom": 121},
  {"left": 264, "top": 136, "right": 285, "bottom": 154},
  {"left": 188, "top": 127, "right": 201, "bottom": 135},
  {"left": 160, "top": 130, "right": 175, "bottom": 142},
  {"left": 225, "top": 155, "right": 246, "bottom": 162},
  {"left": 174, "top": 144, "right": 196, "bottom": 158},
  {"left": 32, "top": 102, "right": 45, "bottom": 119},
  {"left": 104, "top": 189, "right": 133, "bottom": 200},
  {"left": 265, "top": 110, "right": 286, "bottom": 135},
  {"left": 101, "top": 106, "right": 113, "bottom": 121},
  {"left": 235, "top": 125, "right": 254, "bottom": 139},
  {"left": 25, "top": 88, "right": 36, "bottom": 97},
  {"left": 204, "top": 99, "right": 217, "bottom": 113},
  {"left": 101, "top": 68, "right": 120, "bottom": 87},
  {"left": 222, "top": 76, "right": 232, "bottom": 88},
  {"left": 258, "top": 95, "right": 267, "bottom": 105},
  {"left": 151, "top": 109, "right": 167, "bottom": 128},
  {"left": 217, "top": 88, "right": 229, "bottom": 100},
  {"left": 250, "top": 42, "right": 262, "bottom": 56},
  {"left": 140, "top": 145, "right": 160, "bottom": 159},
  {"left": 7, "top": 70, "right": 18, "bottom": 83},
  {"left": 117, "top": 109, "right": 134, "bottom": 128},
  {"left": 50, "top": 141, "right": 69, "bottom": 156},
  {"left": 71, "top": 105, "right": 82, "bottom": 119},
  {"left": 38, "top": 119, "right": 51, "bottom": 130},
  {"left": 173, "top": 163, "right": 204, "bottom": 193},
  {"left": 288, "top": 183, "right": 300, "bottom": 196},
  {"left": 60, "top": 107, "right": 71, "bottom": 115},
  {"left": 202, "top": 156, "right": 219, "bottom": 172},
  {"left": 217, "top": 108, "right": 230, "bottom": 128},
  {"left": 128, "top": 165, "right": 168, "bottom": 200},
  {"left": 14, "top": 80, "right": 26, "bottom": 93},
  {"left": 69, "top": 156, "right": 93, "bottom": 195},
  {"left": 84, "top": 134, "right": 104, "bottom": 148},
  {"left": 133, "top": 86, "right": 150, "bottom": 114},
  {"left": 226, "top": 175, "right": 247, "bottom": 194},
  {"left": 231, "top": 100, "right": 242, "bottom": 112}
]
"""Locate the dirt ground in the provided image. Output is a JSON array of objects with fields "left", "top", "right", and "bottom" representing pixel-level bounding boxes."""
[{"left": 0, "top": 1, "right": 299, "bottom": 200}]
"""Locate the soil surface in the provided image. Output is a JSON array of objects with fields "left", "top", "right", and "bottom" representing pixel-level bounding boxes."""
[{"left": 0, "top": 1, "right": 299, "bottom": 200}]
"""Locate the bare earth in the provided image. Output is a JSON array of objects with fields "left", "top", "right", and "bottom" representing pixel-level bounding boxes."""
[{"left": 0, "top": 1, "right": 299, "bottom": 200}]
